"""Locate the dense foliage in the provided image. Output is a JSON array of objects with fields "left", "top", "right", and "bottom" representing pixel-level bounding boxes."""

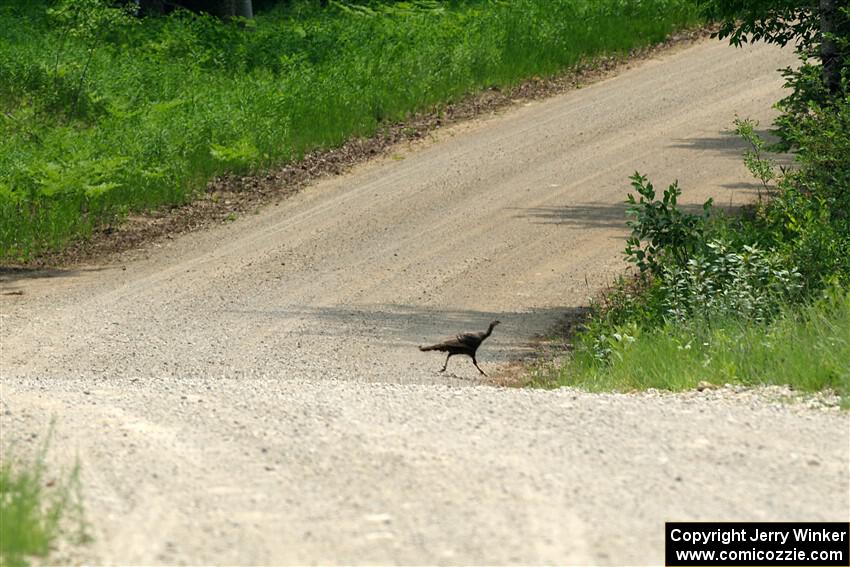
[
  {"left": 0, "top": 0, "right": 700, "bottom": 260},
  {"left": 553, "top": 64, "right": 850, "bottom": 397}
]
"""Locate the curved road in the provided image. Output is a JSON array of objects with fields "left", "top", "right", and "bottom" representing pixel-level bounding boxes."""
[{"left": 1, "top": 38, "right": 847, "bottom": 565}]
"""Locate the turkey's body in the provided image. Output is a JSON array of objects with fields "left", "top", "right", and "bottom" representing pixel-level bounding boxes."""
[{"left": 419, "top": 320, "right": 500, "bottom": 376}]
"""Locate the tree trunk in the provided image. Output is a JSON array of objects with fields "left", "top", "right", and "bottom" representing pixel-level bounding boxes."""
[
  {"left": 820, "top": 0, "right": 840, "bottom": 94},
  {"left": 235, "top": 0, "right": 253, "bottom": 18}
]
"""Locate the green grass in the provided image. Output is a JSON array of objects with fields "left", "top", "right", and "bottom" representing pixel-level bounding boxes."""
[
  {"left": 543, "top": 287, "right": 850, "bottom": 398},
  {"left": 0, "top": 0, "right": 701, "bottom": 260},
  {"left": 0, "top": 433, "right": 86, "bottom": 567}
]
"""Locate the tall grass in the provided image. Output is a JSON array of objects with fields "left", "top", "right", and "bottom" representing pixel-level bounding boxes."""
[
  {"left": 0, "top": 431, "right": 87, "bottom": 566},
  {"left": 0, "top": 0, "right": 701, "bottom": 260},
  {"left": 546, "top": 287, "right": 850, "bottom": 396}
]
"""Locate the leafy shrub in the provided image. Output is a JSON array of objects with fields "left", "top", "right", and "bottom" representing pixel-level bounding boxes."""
[
  {"left": 574, "top": 277, "right": 657, "bottom": 363},
  {"left": 624, "top": 172, "right": 712, "bottom": 276},
  {"left": 734, "top": 117, "right": 777, "bottom": 199},
  {"left": 736, "top": 94, "right": 850, "bottom": 290},
  {"left": 660, "top": 240, "right": 802, "bottom": 323}
]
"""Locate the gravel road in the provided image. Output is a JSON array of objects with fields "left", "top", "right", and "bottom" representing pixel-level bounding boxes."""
[{"left": 1, "top": 38, "right": 848, "bottom": 565}]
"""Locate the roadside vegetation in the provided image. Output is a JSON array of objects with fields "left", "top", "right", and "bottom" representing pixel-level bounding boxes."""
[
  {"left": 0, "top": 430, "right": 87, "bottom": 567},
  {"left": 545, "top": 1, "right": 850, "bottom": 401},
  {"left": 0, "top": 0, "right": 700, "bottom": 261}
]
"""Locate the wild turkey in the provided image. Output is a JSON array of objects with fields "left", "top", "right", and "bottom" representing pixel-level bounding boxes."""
[{"left": 419, "top": 320, "right": 500, "bottom": 376}]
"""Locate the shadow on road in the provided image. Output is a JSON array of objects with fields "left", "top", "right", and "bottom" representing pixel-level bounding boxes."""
[
  {"left": 511, "top": 200, "right": 717, "bottom": 228},
  {"left": 0, "top": 265, "right": 111, "bottom": 289},
  {"left": 669, "top": 132, "right": 754, "bottom": 157},
  {"left": 512, "top": 202, "right": 629, "bottom": 228},
  {"left": 670, "top": 130, "right": 794, "bottom": 167},
  {"left": 228, "top": 303, "right": 588, "bottom": 360}
]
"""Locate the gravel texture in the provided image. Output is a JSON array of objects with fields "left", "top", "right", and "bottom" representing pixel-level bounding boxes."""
[{"left": 1, "top": 39, "right": 848, "bottom": 565}]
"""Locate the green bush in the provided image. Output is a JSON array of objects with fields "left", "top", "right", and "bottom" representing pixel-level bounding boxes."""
[
  {"left": 557, "top": 286, "right": 850, "bottom": 395},
  {"left": 624, "top": 172, "right": 712, "bottom": 276},
  {"left": 770, "top": 95, "right": 850, "bottom": 287},
  {"left": 660, "top": 240, "right": 802, "bottom": 324},
  {"left": 734, "top": 93, "right": 850, "bottom": 291}
]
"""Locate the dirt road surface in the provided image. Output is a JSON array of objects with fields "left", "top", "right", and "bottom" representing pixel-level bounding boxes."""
[{"left": 2, "top": 38, "right": 848, "bottom": 565}]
